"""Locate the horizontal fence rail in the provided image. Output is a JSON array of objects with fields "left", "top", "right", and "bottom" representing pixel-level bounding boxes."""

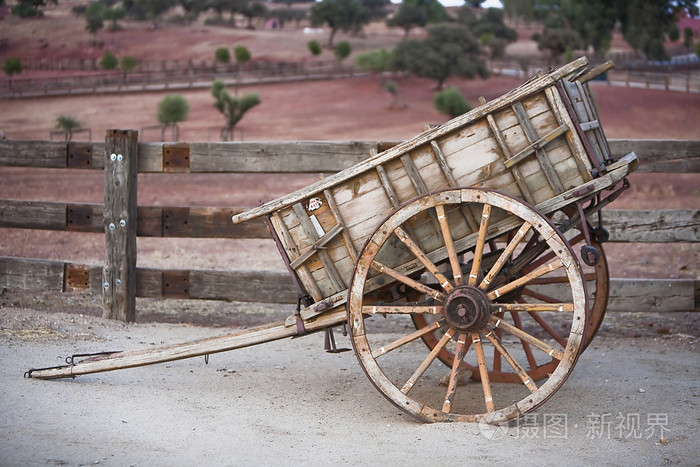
[{"left": 1, "top": 137, "right": 698, "bottom": 320}]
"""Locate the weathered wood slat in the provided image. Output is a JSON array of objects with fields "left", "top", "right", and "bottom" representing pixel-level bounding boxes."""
[
  {"left": 0, "top": 257, "right": 64, "bottom": 291},
  {"left": 188, "top": 141, "right": 378, "bottom": 173},
  {"left": 504, "top": 123, "right": 569, "bottom": 169},
  {"left": 324, "top": 188, "right": 358, "bottom": 264},
  {"left": 608, "top": 140, "right": 700, "bottom": 173},
  {"left": 430, "top": 140, "right": 480, "bottom": 229},
  {"left": 602, "top": 209, "right": 699, "bottom": 243},
  {"left": 0, "top": 140, "right": 67, "bottom": 168}
]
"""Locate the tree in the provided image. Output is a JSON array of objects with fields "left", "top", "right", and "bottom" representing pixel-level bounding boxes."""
[
  {"left": 696, "top": 41, "right": 700, "bottom": 58},
  {"left": 668, "top": 24, "right": 680, "bottom": 42},
  {"left": 215, "top": 47, "right": 231, "bottom": 65},
  {"left": 393, "top": 23, "right": 488, "bottom": 89},
  {"left": 386, "top": 3, "right": 427, "bottom": 40},
  {"left": 234, "top": 45, "right": 251, "bottom": 64},
  {"left": 310, "top": 0, "right": 370, "bottom": 47},
  {"left": 401, "top": 0, "right": 447, "bottom": 24},
  {"left": 120, "top": 56, "right": 139, "bottom": 80},
  {"left": 241, "top": 1, "right": 268, "bottom": 28},
  {"left": 308, "top": 40, "right": 322, "bottom": 56},
  {"left": 55, "top": 115, "right": 82, "bottom": 142},
  {"left": 2, "top": 58, "right": 23, "bottom": 77},
  {"left": 355, "top": 48, "right": 393, "bottom": 73},
  {"left": 104, "top": 6, "right": 126, "bottom": 30},
  {"left": 211, "top": 79, "right": 261, "bottom": 141},
  {"left": 11, "top": 0, "right": 57, "bottom": 17},
  {"left": 334, "top": 41, "right": 352, "bottom": 62},
  {"left": 157, "top": 94, "right": 189, "bottom": 141},
  {"left": 142, "top": 0, "right": 175, "bottom": 28},
  {"left": 100, "top": 52, "right": 119, "bottom": 70},
  {"left": 434, "top": 88, "right": 471, "bottom": 118},
  {"left": 533, "top": 27, "right": 583, "bottom": 64},
  {"left": 684, "top": 27, "right": 695, "bottom": 49},
  {"left": 85, "top": 2, "right": 106, "bottom": 43}
]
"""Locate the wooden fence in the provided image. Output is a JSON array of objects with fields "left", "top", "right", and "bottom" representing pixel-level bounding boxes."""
[
  {"left": 0, "top": 60, "right": 359, "bottom": 99},
  {"left": 0, "top": 136, "right": 698, "bottom": 321}
]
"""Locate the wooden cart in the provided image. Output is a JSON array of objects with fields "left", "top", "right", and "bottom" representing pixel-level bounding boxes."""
[{"left": 26, "top": 57, "right": 638, "bottom": 424}]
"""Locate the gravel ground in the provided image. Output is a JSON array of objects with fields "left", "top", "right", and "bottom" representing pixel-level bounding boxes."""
[{"left": 0, "top": 300, "right": 698, "bottom": 466}]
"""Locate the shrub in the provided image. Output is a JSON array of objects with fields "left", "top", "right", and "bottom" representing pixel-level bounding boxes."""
[
  {"left": 157, "top": 95, "right": 190, "bottom": 125},
  {"left": 308, "top": 40, "right": 322, "bottom": 56},
  {"left": 120, "top": 56, "right": 139, "bottom": 73},
  {"left": 334, "top": 41, "right": 351, "bottom": 61},
  {"left": 433, "top": 88, "right": 472, "bottom": 118},
  {"left": 3, "top": 57, "right": 23, "bottom": 77},
  {"left": 215, "top": 47, "right": 230, "bottom": 64},
  {"left": 100, "top": 52, "right": 118, "bottom": 70},
  {"left": 234, "top": 46, "right": 251, "bottom": 64}
]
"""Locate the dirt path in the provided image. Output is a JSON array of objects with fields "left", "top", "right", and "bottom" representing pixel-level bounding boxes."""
[{"left": 0, "top": 309, "right": 697, "bottom": 465}]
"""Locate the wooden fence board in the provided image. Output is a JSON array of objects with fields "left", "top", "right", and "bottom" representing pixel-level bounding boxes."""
[
  {"left": 609, "top": 139, "right": 700, "bottom": 173},
  {"left": 0, "top": 257, "right": 64, "bottom": 291},
  {"left": 0, "top": 140, "right": 66, "bottom": 168},
  {"left": 602, "top": 209, "right": 699, "bottom": 243}
]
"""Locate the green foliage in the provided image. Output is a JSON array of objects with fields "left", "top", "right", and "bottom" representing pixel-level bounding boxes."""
[
  {"left": 120, "top": 56, "right": 139, "bottom": 73},
  {"left": 334, "top": 40, "right": 352, "bottom": 61},
  {"left": 85, "top": 2, "right": 106, "bottom": 36},
  {"left": 696, "top": 41, "right": 700, "bottom": 58},
  {"left": 458, "top": 7, "right": 517, "bottom": 44},
  {"left": 310, "top": 0, "right": 371, "bottom": 47},
  {"left": 393, "top": 23, "right": 488, "bottom": 89},
  {"left": 55, "top": 115, "right": 82, "bottom": 142},
  {"left": 355, "top": 48, "right": 393, "bottom": 72},
  {"left": 308, "top": 40, "right": 322, "bottom": 56},
  {"left": 215, "top": 47, "right": 231, "bottom": 64},
  {"left": 533, "top": 27, "right": 583, "bottom": 63},
  {"left": 211, "top": 79, "right": 261, "bottom": 140},
  {"left": 104, "top": 6, "right": 126, "bottom": 30},
  {"left": 241, "top": 1, "right": 268, "bottom": 28},
  {"left": 433, "top": 88, "right": 472, "bottom": 118},
  {"left": 402, "top": 0, "right": 447, "bottom": 23},
  {"left": 99, "top": 52, "right": 119, "bottom": 70},
  {"left": 234, "top": 45, "right": 251, "bottom": 64},
  {"left": 157, "top": 94, "right": 190, "bottom": 125},
  {"left": 11, "top": 0, "right": 57, "bottom": 17},
  {"left": 382, "top": 79, "right": 398, "bottom": 94},
  {"left": 2, "top": 57, "right": 23, "bottom": 77},
  {"left": 684, "top": 27, "right": 695, "bottom": 49},
  {"left": 386, "top": 3, "right": 427, "bottom": 39},
  {"left": 142, "top": 0, "right": 176, "bottom": 27},
  {"left": 668, "top": 24, "right": 680, "bottom": 42}
]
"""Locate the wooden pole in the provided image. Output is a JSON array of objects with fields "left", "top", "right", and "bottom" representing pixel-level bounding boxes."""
[{"left": 103, "top": 129, "right": 138, "bottom": 322}]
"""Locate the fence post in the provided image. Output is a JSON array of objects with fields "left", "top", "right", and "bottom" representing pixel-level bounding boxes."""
[{"left": 103, "top": 129, "right": 138, "bottom": 322}]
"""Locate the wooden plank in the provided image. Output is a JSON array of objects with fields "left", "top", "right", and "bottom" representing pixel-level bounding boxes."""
[
  {"left": 608, "top": 139, "right": 700, "bottom": 173},
  {"left": 504, "top": 124, "right": 569, "bottom": 169},
  {"left": 0, "top": 140, "right": 67, "bottom": 168},
  {"left": 189, "top": 270, "right": 297, "bottom": 303},
  {"left": 602, "top": 209, "right": 699, "bottom": 243},
  {"left": 189, "top": 141, "right": 377, "bottom": 173},
  {"left": 231, "top": 57, "right": 590, "bottom": 224},
  {"left": 324, "top": 188, "right": 358, "bottom": 264},
  {"left": 0, "top": 257, "right": 64, "bottom": 291},
  {"left": 0, "top": 200, "right": 67, "bottom": 230},
  {"left": 608, "top": 279, "right": 697, "bottom": 312},
  {"left": 103, "top": 130, "right": 138, "bottom": 322},
  {"left": 512, "top": 101, "right": 566, "bottom": 194}
]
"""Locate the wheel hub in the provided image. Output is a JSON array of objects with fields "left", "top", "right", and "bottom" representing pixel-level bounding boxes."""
[{"left": 443, "top": 286, "right": 491, "bottom": 332}]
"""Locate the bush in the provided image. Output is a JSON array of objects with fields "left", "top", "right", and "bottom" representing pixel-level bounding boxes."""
[
  {"left": 234, "top": 46, "right": 251, "bottom": 64},
  {"left": 120, "top": 56, "right": 139, "bottom": 73},
  {"left": 696, "top": 41, "right": 700, "bottom": 58},
  {"left": 334, "top": 41, "right": 351, "bottom": 61},
  {"left": 3, "top": 57, "right": 23, "bottom": 77},
  {"left": 100, "top": 52, "right": 118, "bottom": 70},
  {"left": 355, "top": 49, "right": 393, "bottom": 72},
  {"left": 215, "top": 47, "right": 231, "bottom": 64},
  {"left": 158, "top": 95, "right": 190, "bottom": 125},
  {"left": 433, "top": 88, "right": 472, "bottom": 118},
  {"left": 308, "top": 40, "right": 322, "bottom": 56},
  {"left": 668, "top": 24, "right": 680, "bottom": 42}
]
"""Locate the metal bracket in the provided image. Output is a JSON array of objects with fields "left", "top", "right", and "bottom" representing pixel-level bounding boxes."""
[
  {"left": 163, "top": 144, "right": 190, "bottom": 172},
  {"left": 66, "top": 205, "right": 96, "bottom": 232},
  {"left": 67, "top": 142, "right": 94, "bottom": 168},
  {"left": 163, "top": 270, "right": 190, "bottom": 298}
]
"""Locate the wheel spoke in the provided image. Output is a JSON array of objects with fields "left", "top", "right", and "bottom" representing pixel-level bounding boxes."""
[
  {"left": 372, "top": 319, "right": 445, "bottom": 358},
  {"left": 371, "top": 260, "right": 446, "bottom": 302},
  {"left": 487, "top": 259, "right": 563, "bottom": 301},
  {"left": 363, "top": 305, "right": 441, "bottom": 315},
  {"left": 484, "top": 329, "right": 538, "bottom": 393},
  {"left": 489, "top": 316, "right": 564, "bottom": 360},
  {"left": 479, "top": 221, "right": 532, "bottom": 290},
  {"left": 491, "top": 303, "right": 575, "bottom": 312},
  {"left": 511, "top": 311, "right": 538, "bottom": 370},
  {"left": 472, "top": 331, "right": 495, "bottom": 412},
  {"left": 468, "top": 203, "right": 492, "bottom": 286},
  {"left": 394, "top": 226, "right": 454, "bottom": 294},
  {"left": 401, "top": 327, "right": 456, "bottom": 394},
  {"left": 435, "top": 204, "right": 464, "bottom": 286},
  {"left": 442, "top": 332, "right": 469, "bottom": 413}
]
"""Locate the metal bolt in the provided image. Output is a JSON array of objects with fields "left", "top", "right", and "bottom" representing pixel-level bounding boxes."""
[
  {"left": 108, "top": 223, "right": 115, "bottom": 230},
  {"left": 104, "top": 282, "right": 110, "bottom": 289},
  {"left": 117, "top": 154, "right": 123, "bottom": 161},
  {"left": 116, "top": 279, "right": 122, "bottom": 286},
  {"left": 110, "top": 153, "right": 117, "bottom": 161}
]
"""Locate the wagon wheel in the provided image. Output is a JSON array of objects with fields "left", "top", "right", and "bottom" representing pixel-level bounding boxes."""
[
  {"left": 347, "top": 188, "right": 587, "bottom": 423},
  {"left": 410, "top": 217, "right": 609, "bottom": 383}
]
